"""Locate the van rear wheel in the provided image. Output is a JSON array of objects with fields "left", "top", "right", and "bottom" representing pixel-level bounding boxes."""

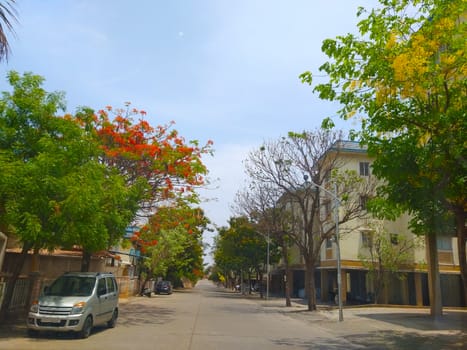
[
  {"left": 79, "top": 316, "right": 93, "bottom": 339},
  {"left": 107, "top": 309, "right": 118, "bottom": 328},
  {"left": 27, "top": 329, "right": 39, "bottom": 337}
]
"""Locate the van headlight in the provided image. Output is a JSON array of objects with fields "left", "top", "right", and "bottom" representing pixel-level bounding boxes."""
[
  {"left": 71, "top": 301, "right": 86, "bottom": 315},
  {"left": 30, "top": 301, "right": 39, "bottom": 313}
]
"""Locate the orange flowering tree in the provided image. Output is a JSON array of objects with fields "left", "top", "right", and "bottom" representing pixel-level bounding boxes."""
[
  {"left": 76, "top": 103, "right": 213, "bottom": 212},
  {"left": 73, "top": 103, "right": 213, "bottom": 273}
]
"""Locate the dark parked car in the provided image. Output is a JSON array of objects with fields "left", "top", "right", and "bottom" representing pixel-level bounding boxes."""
[{"left": 154, "top": 281, "right": 172, "bottom": 295}]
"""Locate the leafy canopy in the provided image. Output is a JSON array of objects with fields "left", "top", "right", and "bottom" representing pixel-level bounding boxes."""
[
  {"left": 303, "top": 0, "right": 466, "bottom": 234},
  {"left": 0, "top": 71, "right": 141, "bottom": 254}
]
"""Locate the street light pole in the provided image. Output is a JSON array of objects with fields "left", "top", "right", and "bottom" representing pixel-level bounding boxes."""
[
  {"left": 305, "top": 176, "right": 343, "bottom": 322},
  {"left": 266, "top": 231, "right": 270, "bottom": 300},
  {"left": 333, "top": 183, "right": 344, "bottom": 322}
]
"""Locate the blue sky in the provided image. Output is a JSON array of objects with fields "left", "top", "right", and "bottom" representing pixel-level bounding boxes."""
[{"left": 1, "top": 0, "right": 378, "bottom": 262}]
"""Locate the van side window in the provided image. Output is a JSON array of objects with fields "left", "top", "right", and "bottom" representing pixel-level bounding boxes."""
[
  {"left": 106, "top": 277, "right": 115, "bottom": 293},
  {"left": 97, "top": 278, "right": 107, "bottom": 295}
]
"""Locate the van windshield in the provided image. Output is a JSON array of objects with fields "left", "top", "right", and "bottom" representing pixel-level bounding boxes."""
[{"left": 45, "top": 276, "right": 96, "bottom": 297}]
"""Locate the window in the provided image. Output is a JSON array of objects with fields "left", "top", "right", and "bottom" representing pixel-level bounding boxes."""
[
  {"left": 359, "top": 162, "right": 370, "bottom": 176},
  {"left": 437, "top": 236, "right": 452, "bottom": 251},
  {"left": 326, "top": 237, "right": 333, "bottom": 248},
  {"left": 97, "top": 278, "right": 107, "bottom": 295},
  {"left": 360, "top": 195, "right": 369, "bottom": 210},
  {"left": 390, "top": 233, "right": 399, "bottom": 245},
  {"left": 361, "top": 231, "right": 373, "bottom": 248},
  {"left": 106, "top": 277, "right": 116, "bottom": 293}
]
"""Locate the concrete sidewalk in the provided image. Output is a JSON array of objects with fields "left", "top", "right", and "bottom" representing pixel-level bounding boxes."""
[
  {"left": 262, "top": 298, "right": 464, "bottom": 327},
  {"left": 246, "top": 295, "right": 467, "bottom": 348},
  {"left": 255, "top": 294, "right": 467, "bottom": 329}
]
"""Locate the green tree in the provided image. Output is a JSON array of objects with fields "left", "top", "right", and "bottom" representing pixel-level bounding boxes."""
[
  {"left": 165, "top": 231, "right": 204, "bottom": 287},
  {"left": 0, "top": 71, "right": 70, "bottom": 259},
  {"left": 0, "top": 72, "right": 141, "bottom": 319},
  {"left": 213, "top": 226, "right": 243, "bottom": 288},
  {"left": 56, "top": 165, "right": 143, "bottom": 271},
  {"left": 165, "top": 209, "right": 209, "bottom": 287},
  {"left": 213, "top": 216, "right": 279, "bottom": 295},
  {"left": 303, "top": 0, "right": 466, "bottom": 315},
  {"left": 0, "top": 0, "right": 18, "bottom": 61},
  {"left": 133, "top": 204, "right": 208, "bottom": 291},
  {"left": 358, "top": 222, "right": 420, "bottom": 304},
  {"left": 0, "top": 72, "right": 78, "bottom": 317},
  {"left": 138, "top": 228, "right": 187, "bottom": 294}
]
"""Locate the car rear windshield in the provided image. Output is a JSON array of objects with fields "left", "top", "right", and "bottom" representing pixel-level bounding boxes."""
[{"left": 45, "top": 276, "right": 96, "bottom": 297}]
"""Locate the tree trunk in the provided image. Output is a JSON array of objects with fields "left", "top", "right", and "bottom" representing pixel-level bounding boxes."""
[
  {"left": 305, "top": 259, "right": 317, "bottom": 311},
  {"left": 426, "top": 234, "right": 443, "bottom": 317},
  {"left": 286, "top": 269, "right": 293, "bottom": 306},
  {"left": 31, "top": 247, "right": 40, "bottom": 272},
  {"left": 374, "top": 258, "right": 384, "bottom": 304},
  {"left": 81, "top": 251, "right": 91, "bottom": 272},
  {"left": 0, "top": 242, "right": 32, "bottom": 322},
  {"left": 281, "top": 245, "right": 292, "bottom": 307},
  {"left": 453, "top": 208, "right": 467, "bottom": 305},
  {"left": 258, "top": 271, "right": 264, "bottom": 299},
  {"left": 140, "top": 274, "right": 151, "bottom": 295}
]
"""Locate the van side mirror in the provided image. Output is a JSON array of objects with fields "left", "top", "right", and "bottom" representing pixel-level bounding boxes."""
[{"left": 43, "top": 286, "right": 50, "bottom": 295}]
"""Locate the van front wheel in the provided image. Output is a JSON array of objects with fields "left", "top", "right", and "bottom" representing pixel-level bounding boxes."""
[
  {"left": 107, "top": 309, "right": 118, "bottom": 328},
  {"left": 79, "top": 316, "right": 93, "bottom": 339}
]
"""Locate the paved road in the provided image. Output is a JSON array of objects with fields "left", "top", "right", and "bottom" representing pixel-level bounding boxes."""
[{"left": 0, "top": 279, "right": 466, "bottom": 349}]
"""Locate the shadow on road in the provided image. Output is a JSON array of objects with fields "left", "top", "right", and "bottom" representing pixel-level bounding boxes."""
[
  {"left": 0, "top": 322, "right": 27, "bottom": 340},
  {"left": 0, "top": 298, "right": 177, "bottom": 340},
  {"left": 357, "top": 310, "right": 467, "bottom": 331},
  {"left": 346, "top": 330, "right": 467, "bottom": 349},
  {"left": 273, "top": 330, "right": 467, "bottom": 349},
  {"left": 200, "top": 289, "right": 253, "bottom": 299},
  {"left": 0, "top": 320, "right": 112, "bottom": 341},
  {"left": 119, "top": 299, "right": 175, "bottom": 327}
]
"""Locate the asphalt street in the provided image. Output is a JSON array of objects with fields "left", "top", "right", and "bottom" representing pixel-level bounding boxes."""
[{"left": 0, "top": 279, "right": 465, "bottom": 349}]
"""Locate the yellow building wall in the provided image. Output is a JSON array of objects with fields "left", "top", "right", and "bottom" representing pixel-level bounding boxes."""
[
  {"left": 284, "top": 143, "right": 461, "bottom": 277},
  {"left": 319, "top": 148, "right": 459, "bottom": 272}
]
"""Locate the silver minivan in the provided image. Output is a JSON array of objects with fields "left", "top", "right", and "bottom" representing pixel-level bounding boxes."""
[{"left": 27, "top": 272, "right": 119, "bottom": 338}]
